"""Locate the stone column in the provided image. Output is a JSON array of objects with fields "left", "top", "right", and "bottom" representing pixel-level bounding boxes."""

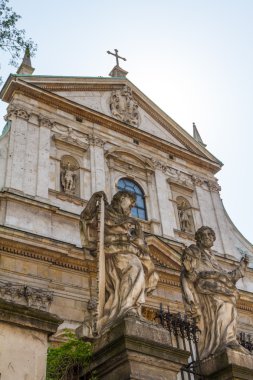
[
  {"left": 86, "top": 316, "right": 189, "bottom": 380},
  {"left": 0, "top": 298, "right": 62, "bottom": 380},
  {"left": 200, "top": 348, "right": 253, "bottom": 380},
  {"left": 89, "top": 136, "right": 105, "bottom": 193},
  {"left": 36, "top": 117, "right": 52, "bottom": 199}
]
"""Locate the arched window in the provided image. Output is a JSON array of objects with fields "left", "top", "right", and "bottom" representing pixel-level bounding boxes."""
[{"left": 117, "top": 178, "right": 147, "bottom": 220}]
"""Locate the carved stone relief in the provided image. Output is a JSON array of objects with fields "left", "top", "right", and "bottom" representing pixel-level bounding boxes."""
[
  {"left": 0, "top": 281, "right": 53, "bottom": 311},
  {"left": 110, "top": 85, "right": 139, "bottom": 127},
  {"left": 39, "top": 117, "right": 53, "bottom": 129},
  {"left": 6, "top": 106, "right": 30, "bottom": 120},
  {"left": 207, "top": 180, "right": 221, "bottom": 193},
  {"left": 88, "top": 136, "right": 105, "bottom": 148},
  {"left": 60, "top": 155, "right": 80, "bottom": 196}
]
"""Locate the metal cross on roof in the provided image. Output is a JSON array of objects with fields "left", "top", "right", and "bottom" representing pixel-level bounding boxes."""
[{"left": 107, "top": 49, "right": 126, "bottom": 67}]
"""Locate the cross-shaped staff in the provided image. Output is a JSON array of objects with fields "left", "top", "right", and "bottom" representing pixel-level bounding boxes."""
[{"left": 107, "top": 49, "right": 127, "bottom": 67}]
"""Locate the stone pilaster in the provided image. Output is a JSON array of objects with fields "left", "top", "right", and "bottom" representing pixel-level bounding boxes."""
[
  {"left": 89, "top": 136, "right": 105, "bottom": 193},
  {"left": 153, "top": 160, "right": 177, "bottom": 237},
  {"left": 86, "top": 316, "right": 189, "bottom": 380},
  {"left": 36, "top": 117, "right": 52, "bottom": 198},
  {"left": 0, "top": 298, "right": 62, "bottom": 380},
  {"left": 6, "top": 107, "right": 30, "bottom": 192},
  {"left": 200, "top": 348, "right": 253, "bottom": 380}
]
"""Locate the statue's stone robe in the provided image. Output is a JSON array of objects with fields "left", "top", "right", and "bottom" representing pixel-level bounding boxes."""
[{"left": 181, "top": 245, "right": 244, "bottom": 359}]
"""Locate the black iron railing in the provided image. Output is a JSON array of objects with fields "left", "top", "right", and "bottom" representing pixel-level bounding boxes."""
[
  {"left": 156, "top": 304, "right": 203, "bottom": 380},
  {"left": 238, "top": 332, "right": 253, "bottom": 353},
  {"left": 156, "top": 304, "right": 253, "bottom": 380}
]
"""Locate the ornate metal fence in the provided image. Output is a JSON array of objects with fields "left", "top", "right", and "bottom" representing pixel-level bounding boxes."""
[
  {"left": 155, "top": 304, "right": 204, "bottom": 380},
  {"left": 238, "top": 332, "right": 253, "bottom": 353},
  {"left": 155, "top": 304, "right": 253, "bottom": 380}
]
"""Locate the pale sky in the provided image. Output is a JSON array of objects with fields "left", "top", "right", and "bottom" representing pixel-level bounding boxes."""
[{"left": 1, "top": 0, "right": 252, "bottom": 244}]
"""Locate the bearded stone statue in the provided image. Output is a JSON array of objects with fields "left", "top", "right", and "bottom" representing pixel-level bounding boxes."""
[
  {"left": 181, "top": 226, "right": 249, "bottom": 359},
  {"left": 80, "top": 190, "right": 158, "bottom": 332}
]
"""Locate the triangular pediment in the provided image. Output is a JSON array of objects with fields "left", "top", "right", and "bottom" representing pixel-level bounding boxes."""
[
  {"left": 146, "top": 235, "right": 182, "bottom": 271},
  {"left": 0, "top": 75, "right": 222, "bottom": 172}
]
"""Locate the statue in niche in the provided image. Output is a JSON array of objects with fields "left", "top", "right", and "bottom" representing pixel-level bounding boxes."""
[
  {"left": 110, "top": 85, "right": 139, "bottom": 127},
  {"left": 79, "top": 190, "right": 158, "bottom": 334},
  {"left": 177, "top": 198, "right": 194, "bottom": 233},
  {"left": 181, "top": 226, "right": 250, "bottom": 359},
  {"left": 60, "top": 157, "right": 79, "bottom": 195}
]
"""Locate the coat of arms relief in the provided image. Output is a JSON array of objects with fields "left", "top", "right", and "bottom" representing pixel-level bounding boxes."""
[{"left": 110, "top": 85, "right": 140, "bottom": 127}]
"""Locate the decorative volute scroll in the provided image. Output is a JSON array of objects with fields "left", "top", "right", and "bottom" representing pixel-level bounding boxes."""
[
  {"left": 181, "top": 226, "right": 250, "bottom": 360},
  {"left": 176, "top": 196, "right": 195, "bottom": 234},
  {"left": 110, "top": 85, "right": 139, "bottom": 127},
  {"left": 60, "top": 155, "right": 80, "bottom": 196},
  {"left": 78, "top": 190, "right": 159, "bottom": 337},
  {"left": 6, "top": 105, "right": 30, "bottom": 120}
]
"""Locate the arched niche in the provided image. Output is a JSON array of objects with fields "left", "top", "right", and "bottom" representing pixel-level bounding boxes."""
[
  {"left": 176, "top": 196, "right": 195, "bottom": 234},
  {"left": 60, "top": 155, "right": 80, "bottom": 197}
]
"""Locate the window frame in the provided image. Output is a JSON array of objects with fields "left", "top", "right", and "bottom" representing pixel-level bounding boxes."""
[{"left": 117, "top": 177, "right": 147, "bottom": 220}]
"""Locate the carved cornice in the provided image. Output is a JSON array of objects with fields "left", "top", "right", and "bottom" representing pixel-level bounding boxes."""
[
  {"left": 237, "top": 299, "right": 253, "bottom": 313},
  {"left": 0, "top": 227, "right": 97, "bottom": 274},
  {"left": 0, "top": 281, "right": 53, "bottom": 311}
]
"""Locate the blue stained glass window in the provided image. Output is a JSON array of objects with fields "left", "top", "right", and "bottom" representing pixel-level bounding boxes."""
[{"left": 117, "top": 178, "right": 147, "bottom": 220}]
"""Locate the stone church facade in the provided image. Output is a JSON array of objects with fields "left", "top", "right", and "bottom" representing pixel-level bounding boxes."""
[{"left": 0, "top": 56, "right": 253, "bottom": 379}]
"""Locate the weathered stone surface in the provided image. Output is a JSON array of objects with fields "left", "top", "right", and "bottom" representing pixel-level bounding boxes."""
[
  {"left": 0, "top": 298, "right": 62, "bottom": 380},
  {"left": 181, "top": 226, "right": 249, "bottom": 359},
  {"left": 88, "top": 316, "right": 190, "bottom": 380},
  {"left": 79, "top": 190, "right": 158, "bottom": 335},
  {"left": 200, "top": 348, "right": 253, "bottom": 380}
]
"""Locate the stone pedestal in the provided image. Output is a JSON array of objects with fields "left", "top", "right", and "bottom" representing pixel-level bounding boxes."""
[
  {"left": 200, "top": 348, "right": 253, "bottom": 380},
  {"left": 0, "top": 299, "right": 62, "bottom": 380},
  {"left": 87, "top": 316, "right": 190, "bottom": 380}
]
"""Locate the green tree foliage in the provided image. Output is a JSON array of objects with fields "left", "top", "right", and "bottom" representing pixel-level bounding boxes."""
[
  {"left": 46, "top": 330, "right": 96, "bottom": 380},
  {"left": 0, "top": 0, "right": 36, "bottom": 70}
]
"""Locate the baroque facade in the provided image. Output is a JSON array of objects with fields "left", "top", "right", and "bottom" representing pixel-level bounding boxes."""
[{"left": 0, "top": 56, "right": 253, "bottom": 379}]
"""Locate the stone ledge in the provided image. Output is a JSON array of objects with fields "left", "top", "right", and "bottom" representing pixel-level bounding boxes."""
[
  {"left": 87, "top": 316, "right": 190, "bottom": 380},
  {"left": 200, "top": 348, "right": 253, "bottom": 380},
  {"left": 0, "top": 298, "right": 63, "bottom": 335}
]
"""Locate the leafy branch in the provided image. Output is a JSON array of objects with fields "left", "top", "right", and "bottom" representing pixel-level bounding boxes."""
[
  {"left": 0, "top": 0, "right": 36, "bottom": 68},
  {"left": 46, "top": 330, "right": 96, "bottom": 380}
]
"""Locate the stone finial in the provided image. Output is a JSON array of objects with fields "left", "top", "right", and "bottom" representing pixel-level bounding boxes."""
[
  {"left": 17, "top": 46, "right": 35, "bottom": 75},
  {"left": 193, "top": 122, "right": 206, "bottom": 147}
]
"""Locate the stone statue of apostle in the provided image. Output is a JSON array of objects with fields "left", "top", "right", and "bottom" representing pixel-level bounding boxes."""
[
  {"left": 181, "top": 226, "right": 249, "bottom": 359},
  {"left": 80, "top": 190, "right": 158, "bottom": 330}
]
